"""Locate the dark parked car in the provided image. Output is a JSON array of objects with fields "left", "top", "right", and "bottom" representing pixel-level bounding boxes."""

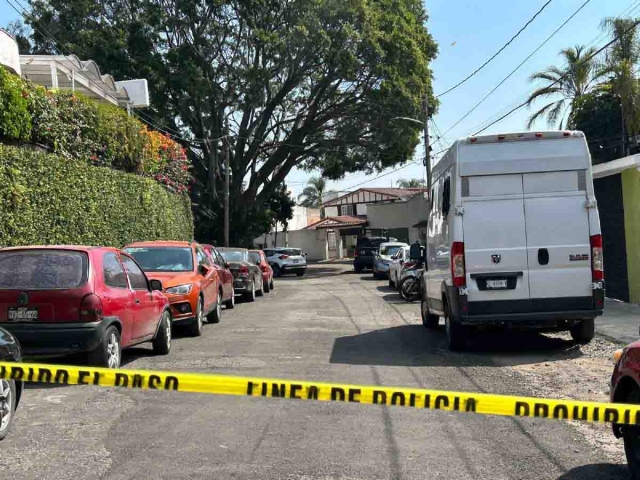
[
  {"left": 0, "top": 246, "right": 171, "bottom": 368},
  {"left": 611, "top": 333, "right": 640, "bottom": 479},
  {"left": 353, "top": 236, "right": 397, "bottom": 273},
  {"left": 218, "top": 248, "right": 264, "bottom": 302},
  {"left": 0, "top": 326, "right": 22, "bottom": 441}
]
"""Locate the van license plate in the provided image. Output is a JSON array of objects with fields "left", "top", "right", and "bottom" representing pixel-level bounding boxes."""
[
  {"left": 486, "top": 279, "right": 508, "bottom": 290},
  {"left": 8, "top": 307, "right": 38, "bottom": 321}
]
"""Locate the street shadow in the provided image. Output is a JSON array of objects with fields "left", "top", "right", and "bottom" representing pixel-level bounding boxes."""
[
  {"left": 330, "top": 325, "right": 583, "bottom": 368},
  {"left": 359, "top": 275, "right": 381, "bottom": 282},
  {"left": 120, "top": 346, "right": 156, "bottom": 367},
  {"left": 556, "top": 464, "right": 628, "bottom": 480}
]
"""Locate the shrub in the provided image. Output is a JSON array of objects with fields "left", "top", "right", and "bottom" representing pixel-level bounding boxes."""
[
  {"left": 1, "top": 66, "right": 190, "bottom": 191},
  {"left": 0, "top": 145, "right": 193, "bottom": 247},
  {"left": 0, "top": 66, "right": 31, "bottom": 141}
]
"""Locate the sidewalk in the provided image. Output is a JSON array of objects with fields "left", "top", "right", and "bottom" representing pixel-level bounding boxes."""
[{"left": 596, "top": 298, "right": 640, "bottom": 344}]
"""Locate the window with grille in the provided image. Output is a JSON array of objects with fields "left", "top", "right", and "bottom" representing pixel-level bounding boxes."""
[{"left": 340, "top": 204, "right": 355, "bottom": 216}]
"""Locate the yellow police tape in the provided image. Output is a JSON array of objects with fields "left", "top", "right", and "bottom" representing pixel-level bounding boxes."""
[{"left": 0, "top": 361, "right": 637, "bottom": 425}]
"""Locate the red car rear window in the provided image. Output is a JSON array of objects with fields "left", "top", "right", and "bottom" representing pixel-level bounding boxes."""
[{"left": 0, "top": 250, "right": 88, "bottom": 290}]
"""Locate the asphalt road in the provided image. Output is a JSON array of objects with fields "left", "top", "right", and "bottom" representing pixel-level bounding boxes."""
[{"left": 0, "top": 262, "right": 629, "bottom": 480}]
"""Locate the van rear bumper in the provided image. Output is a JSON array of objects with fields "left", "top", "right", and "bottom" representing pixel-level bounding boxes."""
[{"left": 447, "top": 286, "right": 604, "bottom": 328}]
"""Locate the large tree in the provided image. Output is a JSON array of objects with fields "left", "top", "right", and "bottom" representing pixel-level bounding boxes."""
[{"left": 24, "top": 0, "right": 437, "bottom": 244}]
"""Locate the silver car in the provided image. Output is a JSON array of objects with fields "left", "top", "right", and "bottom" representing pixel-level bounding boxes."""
[
  {"left": 264, "top": 247, "right": 307, "bottom": 277},
  {"left": 388, "top": 246, "right": 410, "bottom": 289},
  {"left": 373, "top": 242, "right": 408, "bottom": 279}
]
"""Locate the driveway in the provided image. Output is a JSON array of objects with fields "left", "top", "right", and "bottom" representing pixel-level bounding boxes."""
[{"left": 0, "top": 263, "right": 628, "bottom": 480}]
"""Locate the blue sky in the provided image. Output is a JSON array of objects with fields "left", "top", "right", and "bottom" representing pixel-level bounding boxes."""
[{"left": 1, "top": 0, "right": 634, "bottom": 197}]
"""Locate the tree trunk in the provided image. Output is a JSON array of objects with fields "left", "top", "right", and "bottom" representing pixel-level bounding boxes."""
[{"left": 274, "top": 224, "right": 278, "bottom": 247}]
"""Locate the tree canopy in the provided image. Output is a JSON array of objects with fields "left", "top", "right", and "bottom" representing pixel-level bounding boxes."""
[
  {"left": 297, "top": 176, "right": 326, "bottom": 208},
  {"left": 22, "top": 0, "right": 437, "bottom": 244}
]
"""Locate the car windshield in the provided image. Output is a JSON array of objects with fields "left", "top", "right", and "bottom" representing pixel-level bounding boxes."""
[
  {"left": 220, "top": 249, "right": 247, "bottom": 262},
  {"left": 124, "top": 247, "right": 193, "bottom": 272},
  {"left": 249, "top": 252, "right": 261, "bottom": 263},
  {"left": 380, "top": 245, "right": 403, "bottom": 256},
  {"left": 0, "top": 250, "right": 88, "bottom": 289}
]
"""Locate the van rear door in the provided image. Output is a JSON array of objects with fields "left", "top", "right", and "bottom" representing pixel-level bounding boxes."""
[
  {"left": 523, "top": 171, "right": 592, "bottom": 305},
  {"left": 462, "top": 174, "right": 531, "bottom": 303}
]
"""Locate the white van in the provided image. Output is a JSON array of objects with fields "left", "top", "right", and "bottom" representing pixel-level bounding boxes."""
[{"left": 420, "top": 131, "right": 605, "bottom": 350}]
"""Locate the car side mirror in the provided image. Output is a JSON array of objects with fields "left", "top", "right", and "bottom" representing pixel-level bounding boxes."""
[
  {"left": 150, "top": 279, "right": 163, "bottom": 291},
  {"left": 199, "top": 264, "right": 210, "bottom": 276}
]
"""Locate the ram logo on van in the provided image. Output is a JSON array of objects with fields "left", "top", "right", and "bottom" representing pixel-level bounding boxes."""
[
  {"left": 570, "top": 253, "right": 589, "bottom": 261},
  {"left": 491, "top": 254, "right": 501, "bottom": 264}
]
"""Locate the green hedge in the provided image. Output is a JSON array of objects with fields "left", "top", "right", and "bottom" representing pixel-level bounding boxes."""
[{"left": 0, "top": 145, "right": 193, "bottom": 247}]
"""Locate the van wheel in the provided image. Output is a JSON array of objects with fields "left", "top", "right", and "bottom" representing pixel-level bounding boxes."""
[
  {"left": 153, "top": 311, "right": 172, "bottom": 355},
  {"left": 421, "top": 297, "right": 439, "bottom": 329},
  {"left": 570, "top": 318, "right": 595, "bottom": 344},
  {"left": 623, "top": 389, "right": 640, "bottom": 479},
  {"left": 445, "top": 308, "right": 466, "bottom": 351},
  {"left": 0, "top": 379, "right": 17, "bottom": 441},
  {"left": 89, "top": 325, "right": 121, "bottom": 368}
]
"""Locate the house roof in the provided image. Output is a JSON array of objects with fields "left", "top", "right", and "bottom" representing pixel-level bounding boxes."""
[
  {"left": 322, "top": 187, "right": 427, "bottom": 207},
  {"left": 592, "top": 154, "right": 640, "bottom": 179},
  {"left": 304, "top": 215, "right": 368, "bottom": 230}
]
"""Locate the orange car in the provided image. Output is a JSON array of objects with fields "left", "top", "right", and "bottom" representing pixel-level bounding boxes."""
[{"left": 124, "top": 241, "right": 222, "bottom": 336}]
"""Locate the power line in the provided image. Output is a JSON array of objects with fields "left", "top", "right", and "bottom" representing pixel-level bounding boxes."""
[
  {"left": 436, "top": 0, "right": 554, "bottom": 98},
  {"left": 471, "top": 18, "right": 640, "bottom": 136},
  {"left": 441, "top": 0, "right": 591, "bottom": 137},
  {"left": 342, "top": 161, "right": 422, "bottom": 190},
  {"left": 462, "top": 0, "right": 640, "bottom": 137}
]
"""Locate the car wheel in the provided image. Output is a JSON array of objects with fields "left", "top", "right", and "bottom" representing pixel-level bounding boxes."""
[
  {"left": 270, "top": 278, "right": 274, "bottom": 290},
  {"left": 388, "top": 277, "right": 394, "bottom": 288},
  {"left": 264, "top": 278, "right": 271, "bottom": 293},
  {"left": 445, "top": 306, "right": 466, "bottom": 351},
  {"left": 623, "top": 389, "right": 640, "bottom": 480},
  {"left": 0, "top": 379, "right": 17, "bottom": 441},
  {"left": 225, "top": 287, "right": 235, "bottom": 309},
  {"left": 354, "top": 265, "right": 363, "bottom": 274},
  {"left": 152, "top": 310, "right": 172, "bottom": 355},
  {"left": 421, "top": 297, "right": 439, "bottom": 329},
  {"left": 273, "top": 265, "right": 282, "bottom": 277},
  {"left": 256, "top": 278, "right": 264, "bottom": 297},
  {"left": 188, "top": 298, "right": 204, "bottom": 336},
  {"left": 570, "top": 318, "right": 595, "bottom": 344},
  {"left": 296, "top": 271, "right": 305, "bottom": 277},
  {"left": 208, "top": 291, "right": 222, "bottom": 324},
  {"left": 244, "top": 282, "right": 256, "bottom": 302},
  {"left": 89, "top": 325, "right": 122, "bottom": 368}
]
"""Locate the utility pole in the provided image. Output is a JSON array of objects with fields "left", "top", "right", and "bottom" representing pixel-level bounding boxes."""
[
  {"left": 223, "top": 121, "right": 230, "bottom": 247},
  {"left": 423, "top": 96, "right": 431, "bottom": 192}
]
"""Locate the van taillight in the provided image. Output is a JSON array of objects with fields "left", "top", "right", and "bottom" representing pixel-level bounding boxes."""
[
  {"left": 80, "top": 294, "right": 103, "bottom": 322},
  {"left": 239, "top": 266, "right": 249, "bottom": 277},
  {"left": 590, "top": 234, "right": 604, "bottom": 281},
  {"left": 451, "top": 242, "right": 466, "bottom": 287}
]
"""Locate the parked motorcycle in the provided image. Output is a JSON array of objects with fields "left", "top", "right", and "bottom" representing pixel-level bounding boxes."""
[{"left": 398, "top": 263, "right": 423, "bottom": 301}]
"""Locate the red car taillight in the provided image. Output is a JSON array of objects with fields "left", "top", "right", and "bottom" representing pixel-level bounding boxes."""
[
  {"left": 451, "top": 242, "right": 466, "bottom": 287},
  {"left": 354, "top": 250, "right": 359, "bottom": 258},
  {"left": 279, "top": 255, "right": 289, "bottom": 260},
  {"left": 259, "top": 265, "right": 268, "bottom": 273},
  {"left": 239, "top": 266, "right": 249, "bottom": 277},
  {"left": 80, "top": 294, "right": 103, "bottom": 322},
  {"left": 591, "top": 234, "right": 604, "bottom": 281}
]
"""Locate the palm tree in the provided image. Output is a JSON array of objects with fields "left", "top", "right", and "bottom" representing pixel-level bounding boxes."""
[
  {"left": 525, "top": 45, "right": 609, "bottom": 129},
  {"left": 297, "top": 176, "right": 326, "bottom": 208},
  {"left": 397, "top": 178, "right": 426, "bottom": 188},
  {"left": 601, "top": 18, "right": 640, "bottom": 154}
]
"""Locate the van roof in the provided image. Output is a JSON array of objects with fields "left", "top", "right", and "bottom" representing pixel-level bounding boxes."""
[{"left": 462, "top": 130, "right": 583, "bottom": 145}]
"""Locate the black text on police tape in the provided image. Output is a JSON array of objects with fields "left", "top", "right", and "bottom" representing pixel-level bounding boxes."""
[
  {"left": 246, "top": 382, "right": 478, "bottom": 411},
  {"left": 514, "top": 401, "right": 640, "bottom": 424},
  {"left": 0, "top": 366, "right": 179, "bottom": 390}
]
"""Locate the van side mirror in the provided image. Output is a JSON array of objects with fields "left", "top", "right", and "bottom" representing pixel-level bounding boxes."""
[{"left": 150, "top": 279, "right": 163, "bottom": 291}]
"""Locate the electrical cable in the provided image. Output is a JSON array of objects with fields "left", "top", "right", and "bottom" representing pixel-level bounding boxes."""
[{"left": 436, "top": 0, "right": 554, "bottom": 98}]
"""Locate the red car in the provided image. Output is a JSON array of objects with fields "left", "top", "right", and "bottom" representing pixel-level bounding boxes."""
[
  {"left": 0, "top": 246, "right": 171, "bottom": 368},
  {"left": 611, "top": 337, "right": 640, "bottom": 478},
  {"left": 202, "top": 244, "right": 236, "bottom": 309},
  {"left": 250, "top": 250, "right": 274, "bottom": 293}
]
